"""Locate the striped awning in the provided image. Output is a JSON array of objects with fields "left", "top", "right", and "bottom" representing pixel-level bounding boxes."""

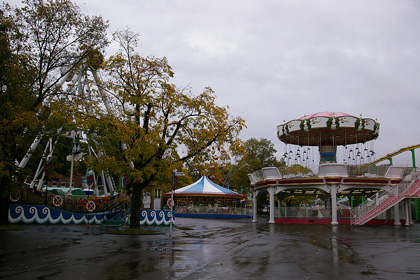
[{"left": 167, "top": 176, "right": 244, "bottom": 197}]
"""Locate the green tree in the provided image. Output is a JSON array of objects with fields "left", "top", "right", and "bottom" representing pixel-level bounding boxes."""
[
  {"left": 0, "top": 8, "right": 38, "bottom": 224},
  {"left": 185, "top": 149, "right": 235, "bottom": 188},
  {"left": 0, "top": 0, "right": 109, "bottom": 225},
  {"left": 283, "top": 195, "right": 315, "bottom": 207},
  {"left": 86, "top": 29, "right": 245, "bottom": 228},
  {"left": 283, "top": 164, "right": 313, "bottom": 176},
  {"left": 230, "top": 138, "right": 284, "bottom": 194}
]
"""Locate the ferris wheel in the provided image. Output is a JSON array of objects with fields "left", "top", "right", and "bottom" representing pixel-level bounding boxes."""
[{"left": 17, "top": 50, "right": 117, "bottom": 196}]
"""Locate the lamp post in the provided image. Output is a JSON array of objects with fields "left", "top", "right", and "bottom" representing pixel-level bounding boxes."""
[{"left": 170, "top": 170, "right": 185, "bottom": 237}]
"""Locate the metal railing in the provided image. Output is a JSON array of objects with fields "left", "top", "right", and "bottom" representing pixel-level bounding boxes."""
[
  {"left": 174, "top": 206, "right": 253, "bottom": 216},
  {"left": 276, "top": 206, "right": 393, "bottom": 220},
  {"left": 277, "top": 207, "right": 344, "bottom": 219},
  {"left": 250, "top": 165, "right": 414, "bottom": 182},
  {"left": 351, "top": 170, "right": 420, "bottom": 224}
]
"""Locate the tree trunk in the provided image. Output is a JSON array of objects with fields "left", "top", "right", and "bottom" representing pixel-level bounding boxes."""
[
  {"left": 0, "top": 176, "right": 11, "bottom": 225},
  {"left": 0, "top": 196, "right": 9, "bottom": 225},
  {"left": 130, "top": 182, "right": 143, "bottom": 228}
]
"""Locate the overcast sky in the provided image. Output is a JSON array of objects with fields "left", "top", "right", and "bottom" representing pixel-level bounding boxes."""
[{"left": 9, "top": 0, "right": 420, "bottom": 166}]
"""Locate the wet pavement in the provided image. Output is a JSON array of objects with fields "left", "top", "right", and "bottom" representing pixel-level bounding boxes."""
[{"left": 1, "top": 218, "right": 420, "bottom": 280}]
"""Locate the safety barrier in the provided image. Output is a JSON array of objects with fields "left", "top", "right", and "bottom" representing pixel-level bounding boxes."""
[{"left": 351, "top": 171, "right": 420, "bottom": 225}]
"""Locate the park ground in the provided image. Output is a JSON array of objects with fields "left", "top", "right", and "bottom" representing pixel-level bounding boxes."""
[{"left": 1, "top": 218, "right": 420, "bottom": 279}]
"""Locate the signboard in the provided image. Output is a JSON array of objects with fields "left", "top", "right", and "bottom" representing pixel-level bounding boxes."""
[
  {"left": 167, "top": 198, "right": 174, "bottom": 207},
  {"left": 142, "top": 192, "right": 151, "bottom": 208},
  {"left": 87, "top": 175, "right": 94, "bottom": 187}
]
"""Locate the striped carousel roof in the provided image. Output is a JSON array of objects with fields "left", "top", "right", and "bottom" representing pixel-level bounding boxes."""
[{"left": 168, "top": 176, "right": 244, "bottom": 197}]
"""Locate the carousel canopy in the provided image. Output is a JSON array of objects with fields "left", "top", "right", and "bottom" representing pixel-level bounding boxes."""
[
  {"left": 166, "top": 176, "right": 244, "bottom": 198},
  {"left": 277, "top": 111, "right": 380, "bottom": 146}
]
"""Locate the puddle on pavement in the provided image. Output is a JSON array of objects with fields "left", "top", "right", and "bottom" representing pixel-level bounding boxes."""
[
  {"left": 143, "top": 247, "right": 169, "bottom": 251},
  {"left": 176, "top": 226, "right": 193, "bottom": 230}
]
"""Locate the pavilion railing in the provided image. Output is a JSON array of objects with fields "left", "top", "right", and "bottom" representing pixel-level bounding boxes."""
[
  {"left": 174, "top": 206, "right": 253, "bottom": 216},
  {"left": 251, "top": 165, "right": 413, "bottom": 180},
  {"left": 275, "top": 207, "right": 393, "bottom": 220},
  {"left": 350, "top": 170, "right": 420, "bottom": 224}
]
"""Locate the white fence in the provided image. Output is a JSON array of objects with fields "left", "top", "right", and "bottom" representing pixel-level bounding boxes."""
[
  {"left": 276, "top": 207, "right": 393, "bottom": 220},
  {"left": 173, "top": 206, "right": 253, "bottom": 216}
]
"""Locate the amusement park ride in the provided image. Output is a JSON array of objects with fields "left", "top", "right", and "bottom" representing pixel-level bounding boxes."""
[
  {"left": 248, "top": 112, "right": 420, "bottom": 226},
  {"left": 11, "top": 52, "right": 127, "bottom": 214},
  {"left": 9, "top": 55, "right": 420, "bottom": 227}
]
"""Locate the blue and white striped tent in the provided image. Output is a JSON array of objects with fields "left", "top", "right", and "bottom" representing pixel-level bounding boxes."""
[{"left": 167, "top": 176, "right": 244, "bottom": 198}]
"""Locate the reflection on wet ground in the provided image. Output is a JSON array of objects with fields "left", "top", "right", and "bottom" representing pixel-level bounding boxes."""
[{"left": 1, "top": 218, "right": 419, "bottom": 279}]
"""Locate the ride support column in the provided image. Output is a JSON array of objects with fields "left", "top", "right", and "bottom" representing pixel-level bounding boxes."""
[
  {"left": 410, "top": 149, "right": 419, "bottom": 221},
  {"left": 331, "top": 184, "right": 338, "bottom": 225},
  {"left": 252, "top": 190, "right": 258, "bottom": 223},
  {"left": 394, "top": 203, "right": 401, "bottom": 226},
  {"left": 404, "top": 199, "right": 411, "bottom": 226},
  {"left": 268, "top": 187, "right": 275, "bottom": 224}
]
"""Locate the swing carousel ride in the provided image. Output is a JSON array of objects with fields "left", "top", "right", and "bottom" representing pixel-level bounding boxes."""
[
  {"left": 279, "top": 112, "right": 379, "bottom": 170},
  {"left": 248, "top": 112, "right": 420, "bottom": 225}
]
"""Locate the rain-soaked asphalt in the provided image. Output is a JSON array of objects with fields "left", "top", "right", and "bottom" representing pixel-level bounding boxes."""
[{"left": 1, "top": 218, "right": 420, "bottom": 280}]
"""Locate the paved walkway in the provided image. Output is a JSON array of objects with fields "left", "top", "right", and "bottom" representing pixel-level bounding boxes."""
[{"left": 1, "top": 218, "right": 420, "bottom": 279}]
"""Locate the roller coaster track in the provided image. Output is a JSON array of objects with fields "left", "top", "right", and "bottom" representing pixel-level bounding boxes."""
[{"left": 359, "top": 144, "right": 420, "bottom": 169}]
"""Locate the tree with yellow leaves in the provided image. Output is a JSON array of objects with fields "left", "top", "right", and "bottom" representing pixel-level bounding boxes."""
[{"left": 86, "top": 29, "right": 245, "bottom": 228}]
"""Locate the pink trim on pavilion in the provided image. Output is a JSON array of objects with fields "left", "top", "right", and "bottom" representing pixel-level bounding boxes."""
[{"left": 297, "top": 112, "right": 356, "bottom": 120}]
